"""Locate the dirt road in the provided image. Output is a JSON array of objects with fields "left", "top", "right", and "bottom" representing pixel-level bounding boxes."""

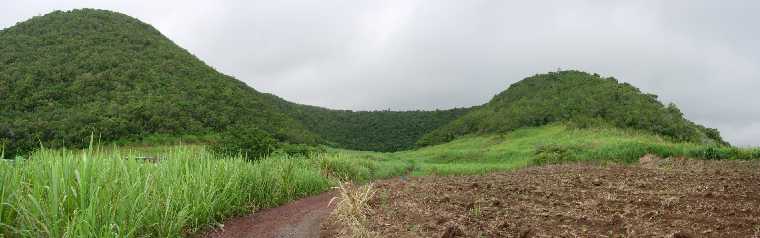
[{"left": 203, "top": 191, "right": 337, "bottom": 238}]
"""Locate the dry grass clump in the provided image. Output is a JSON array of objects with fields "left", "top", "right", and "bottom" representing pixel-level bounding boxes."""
[{"left": 329, "top": 181, "right": 376, "bottom": 238}]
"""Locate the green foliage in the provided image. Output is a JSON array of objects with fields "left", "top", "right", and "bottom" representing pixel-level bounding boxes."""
[
  {"left": 0, "top": 147, "right": 330, "bottom": 237},
  {"left": 317, "top": 153, "right": 411, "bottom": 182},
  {"left": 0, "top": 9, "right": 469, "bottom": 156},
  {"left": 0, "top": 9, "right": 319, "bottom": 158},
  {"left": 370, "top": 124, "right": 756, "bottom": 176},
  {"left": 533, "top": 144, "right": 577, "bottom": 165},
  {"left": 210, "top": 125, "right": 277, "bottom": 160},
  {"left": 688, "top": 146, "right": 733, "bottom": 160},
  {"left": 419, "top": 71, "right": 728, "bottom": 147},
  {"left": 264, "top": 96, "right": 471, "bottom": 152}
]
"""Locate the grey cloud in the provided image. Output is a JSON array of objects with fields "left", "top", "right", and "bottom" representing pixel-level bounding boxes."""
[{"left": 1, "top": 0, "right": 758, "bottom": 145}]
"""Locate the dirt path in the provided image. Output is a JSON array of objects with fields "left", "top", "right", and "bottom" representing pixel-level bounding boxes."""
[{"left": 204, "top": 191, "right": 337, "bottom": 238}]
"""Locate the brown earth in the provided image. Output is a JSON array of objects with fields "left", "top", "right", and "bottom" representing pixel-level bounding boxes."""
[
  {"left": 322, "top": 159, "right": 760, "bottom": 237},
  {"left": 202, "top": 191, "right": 337, "bottom": 238}
]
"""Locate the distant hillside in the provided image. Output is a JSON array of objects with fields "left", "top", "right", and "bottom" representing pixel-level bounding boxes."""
[
  {"left": 264, "top": 94, "right": 470, "bottom": 152},
  {"left": 0, "top": 9, "right": 467, "bottom": 156},
  {"left": 418, "top": 71, "right": 727, "bottom": 146}
]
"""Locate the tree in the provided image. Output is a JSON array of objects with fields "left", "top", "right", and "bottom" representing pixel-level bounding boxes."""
[{"left": 210, "top": 124, "right": 277, "bottom": 160}]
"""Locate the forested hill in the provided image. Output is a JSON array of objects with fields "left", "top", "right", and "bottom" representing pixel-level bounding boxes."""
[
  {"left": 0, "top": 9, "right": 325, "bottom": 156},
  {"left": 418, "top": 71, "right": 728, "bottom": 146},
  {"left": 0, "top": 9, "right": 469, "bottom": 156}
]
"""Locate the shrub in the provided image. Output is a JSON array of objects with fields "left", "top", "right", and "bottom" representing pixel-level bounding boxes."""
[
  {"left": 210, "top": 124, "right": 277, "bottom": 160},
  {"left": 732, "top": 148, "right": 760, "bottom": 160},
  {"left": 533, "top": 144, "right": 575, "bottom": 165},
  {"left": 688, "top": 146, "right": 733, "bottom": 160}
]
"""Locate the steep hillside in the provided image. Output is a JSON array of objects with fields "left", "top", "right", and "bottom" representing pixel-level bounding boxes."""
[
  {"left": 419, "top": 71, "right": 727, "bottom": 146},
  {"left": 0, "top": 9, "right": 322, "bottom": 156}
]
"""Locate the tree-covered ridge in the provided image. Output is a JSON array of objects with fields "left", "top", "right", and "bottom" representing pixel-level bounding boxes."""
[
  {"left": 418, "top": 71, "right": 727, "bottom": 146},
  {"left": 264, "top": 95, "right": 471, "bottom": 152},
  {"left": 0, "top": 9, "right": 321, "bottom": 156}
]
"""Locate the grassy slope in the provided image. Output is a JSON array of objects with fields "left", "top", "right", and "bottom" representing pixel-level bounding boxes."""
[{"left": 349, "top": 124, "right": 758, "bottom": 176}]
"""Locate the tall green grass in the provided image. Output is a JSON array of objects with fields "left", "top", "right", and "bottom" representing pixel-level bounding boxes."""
[
  {"left": 317, "top": 153, "right": 413, "bottom": 182},
  {"left": 0, "top": 146, "right": 410, "bottom": 237}
]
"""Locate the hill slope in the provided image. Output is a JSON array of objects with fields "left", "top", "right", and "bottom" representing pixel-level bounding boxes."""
[
  {"left": 0, "top": 9, "right": 325, "bottom": 156},
  {"left": 0, "top": 9, "right": 468, "bottom": 156},
  {"left": 418, "top": 71, "right": 726, "bottom": 146}
]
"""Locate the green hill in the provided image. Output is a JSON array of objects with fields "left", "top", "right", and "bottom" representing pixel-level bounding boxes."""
[
  {"left": 0, "top": 9, "right": 325, "bottom": 157},
  {"left": 418, "top": 71, "right": 727, "bottom": 146},
  {"left": 0, "top": 9, "right": 466, "bottom": 157}
]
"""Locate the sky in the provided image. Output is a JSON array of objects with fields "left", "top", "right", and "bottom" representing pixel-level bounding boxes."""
[{"left": 1, "top": 0, "right": 759, "bottom": 146}]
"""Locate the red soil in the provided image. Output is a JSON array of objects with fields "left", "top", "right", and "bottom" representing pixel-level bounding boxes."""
[{"left": 203, "top": 191, "right": 337, "bottom": 238}]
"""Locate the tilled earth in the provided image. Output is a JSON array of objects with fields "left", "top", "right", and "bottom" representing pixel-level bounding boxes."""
[{"left": 323, "top": 159, "right": 760, "bottom": 237}]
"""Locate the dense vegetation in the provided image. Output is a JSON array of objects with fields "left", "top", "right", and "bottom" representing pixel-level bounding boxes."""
[
  {"left": 208, "top": 124, "right": 277, "bottom": 160},
  {"left": 266, "top": 97, "right": 470, "bottom": 152},
  {"left": 0, "top": 9, "right": 471, "bottom": 157},
  {"left": 0, "top": 9, "right": 325, "bottom": 158},
  {"left": 419, "top": 71, "right": 727, "bottom": 146}
]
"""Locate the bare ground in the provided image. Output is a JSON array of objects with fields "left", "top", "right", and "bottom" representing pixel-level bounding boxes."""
[
  {"left": 322, "top": 159, "right": 760, "bottom": 237},
  {"left": 202, "top": 191, "right": 337, "bottom": 238}
]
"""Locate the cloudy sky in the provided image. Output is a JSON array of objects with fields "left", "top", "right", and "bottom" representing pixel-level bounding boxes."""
[{"left": 2, "top": 1, "right": 759, "bottom": 146}]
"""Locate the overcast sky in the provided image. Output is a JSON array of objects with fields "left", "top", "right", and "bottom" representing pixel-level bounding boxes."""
[{"left": 2, "top": 1, "right": 759, "bottom": 146}]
